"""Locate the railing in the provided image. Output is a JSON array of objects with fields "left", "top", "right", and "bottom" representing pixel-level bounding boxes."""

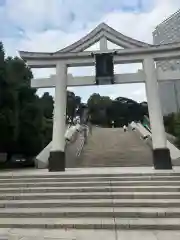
[
  {"left": 130, "top": 121, "right": 152, "bottom": 148},
  {"left": 135, "top": 117, "right": 180, "bottom": 160},
  {"left": 65, "top": 124, "right": 89, "bottom": 168},
  {"left": 35, "top": 124, "right": 86, "bottom": 169},
  {"left": 76, "top": 125, "right": 89, "bottom": 157},
  {"left": 142, "top": 115, "right": 151, "bottom": 132}
]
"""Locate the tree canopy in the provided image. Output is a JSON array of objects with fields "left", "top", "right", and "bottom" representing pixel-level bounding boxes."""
[
  {"left": 87, "top": 93, "right": 148, "bottom": 127},
  {"left": 0, "top": 42, "right": 54, "bottom": 161}
]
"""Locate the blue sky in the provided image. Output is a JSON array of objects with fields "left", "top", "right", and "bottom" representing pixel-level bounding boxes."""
[{"left": 1, "top": 0, "right": 180, "bottom": 103}]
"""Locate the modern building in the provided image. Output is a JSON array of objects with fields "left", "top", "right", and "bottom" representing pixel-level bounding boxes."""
[{"left": 153, "top": 9, "right": 180, "bottom": 116}]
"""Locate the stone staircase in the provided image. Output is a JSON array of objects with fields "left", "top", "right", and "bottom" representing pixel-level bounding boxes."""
[
  {"left": 77, "top": 127, "right": 153, "bottom": 167},
  {"left": 1, "top": 170, "right": 180, "bottom": 238}
]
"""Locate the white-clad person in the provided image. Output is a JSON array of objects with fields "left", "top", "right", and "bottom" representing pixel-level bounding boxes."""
[
  {"left": 123, "top": 125, "right": 127, "bottom": 132},
  {"left": 131, "top": 121, "right": 136, "bottom": 131}
]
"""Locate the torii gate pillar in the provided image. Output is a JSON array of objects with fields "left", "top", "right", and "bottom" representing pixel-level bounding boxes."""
[
  {"left": 49, "top": 62, "right": 67, "bottom": 171},
  {"left": 143, "top": 57, "right": 172, "bottom": 169}
]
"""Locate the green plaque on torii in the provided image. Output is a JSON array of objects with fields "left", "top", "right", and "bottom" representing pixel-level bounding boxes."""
[{"left": 95, "top": 53, "right": 114, "bottom": 85}]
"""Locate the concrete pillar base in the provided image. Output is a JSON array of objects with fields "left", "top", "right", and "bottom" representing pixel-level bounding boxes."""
[
  {"left": 48, "top": 151, "right": 65, "bottom": 172},
  {"left": 153, "top": 148, "right": 172, "bottom": 169}
]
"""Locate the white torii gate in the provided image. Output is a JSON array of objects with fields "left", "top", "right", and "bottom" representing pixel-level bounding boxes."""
[{"left": 19, "top": 23, "right": 180, "bottom": 171}]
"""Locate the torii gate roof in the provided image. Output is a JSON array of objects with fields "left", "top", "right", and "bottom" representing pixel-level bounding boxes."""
[
  {"left": 19, "top": 22, "right": 180, "bottom": 67},
  {"left": 19, "top": 23, "right": 152, "bottom": 57},
  {"left": 56, "top": 22, "right": 152, "bottom": 53}
]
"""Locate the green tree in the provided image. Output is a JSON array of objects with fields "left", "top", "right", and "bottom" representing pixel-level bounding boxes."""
[
  {"left": 87, "top": 94, "right": 111, "bottom": 126},
  {"left": 164, "top": 113, "right": 176, "bottom": 136},
  {"left": 5, "top": 57, "right": 33, "bottom": 146},
  {"left": 0, "top": 42, "right": 49, "bottom": 161},
  {"left": 66, "top": 91, "right": 82, "bottom": 123},
  {"left": 40, "top": 92, "right": 54, "bottom": 119},
  {"left": 87, "top": 94, "right": 145, "bottom": 127},
  {"left": 0, "top": 42, "right": 14, "bottom": 153},
  {"left": 67, "top": 91, "right": 76, "bottom": 122},
  {"left": 18, "top": 102, "right": 43, "bottom": 156},
  {"left": 0, "top": 42, "right": 6, "bottom": 107}
]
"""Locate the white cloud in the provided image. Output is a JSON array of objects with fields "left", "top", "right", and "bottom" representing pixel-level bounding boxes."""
[
  {"left": 71, "top": 83, "right": 146, "bottom": 103},
  {"left": 6, "top": 0, "right": 63, "bottom": 31},
  {"left": 132, "top": 86, "right": 146, "bottom": 100},
  {"left": 4, "top": 0, "right": 153, "bottom": 33},
  {"left": 2, "top": 0, "right": 180, "bottom": 102},
  {"left": 102, "top": 0, "right": 180, "bottom": 44},
  {"left": 6, "top": 0, "right": 180, "bottom": 54},
  {"left": 18, "top": 29, "right": 86, "bottom": 52}
]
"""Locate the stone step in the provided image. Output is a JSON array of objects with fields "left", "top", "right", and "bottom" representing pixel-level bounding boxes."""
[
  {"left": 1, "top": 172, "right": 180, "bottom": 179},
  {"left": 0, "top": 217, "right": 180, "bottom": 230},
  {"left": 78, "top": 161, "right": 148, "bottom": 167},
  {"left": 1, "top": 192, "right": 180, "bottom": 201},
  {"left": 78, "top": 127, "right": 153, "bottom": 167},
  {"left": 2, "top": 169, "right": 180, "bottom": 235},
  {"left": 0, "top": 181, "right": 111, "bottom": 188},
  {"left": 1, "top": 175, "right": 180, "bottom": 183},
  {"left": 0, "top": 185, "right": 179, "bottom": 194},
  {"left": 1, "top": 199, "right": 180, "bottom": 208},
  {"left": 1, "top": 207, "right": 180, "bottom": 218},
  {"left": 2, "top": 228, "right": 180, "bottom": 240},
  {"left": 115, "top": 218, "right": 180, "bottom": 230},
  {"left": 0, "top": 180, "right": 179, "bottom": 188},
  {"left": 0, "top": 228, "right": 117, "bottom": 240},
  {"left": 0, "top": 217, "right": 115, "bottom": 230}
]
